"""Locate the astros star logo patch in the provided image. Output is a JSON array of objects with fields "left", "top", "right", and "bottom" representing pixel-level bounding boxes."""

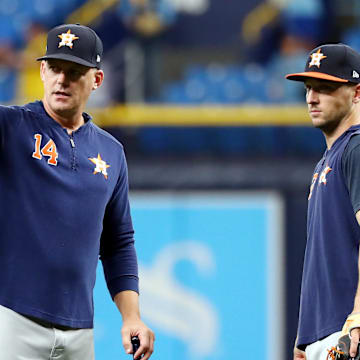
[
  {"left": 58, "top": 29, "right": 79, "bottom": 49},
  {"left": 309, "top": 48, "right": 327, "bottom": 68},
  {"left": 308, "top": 172, "right": 318, "bottom": 200},
  {"left": 319, "top": 165, "right": 332, "bottom": 185},
  {"left": 89, "top": 154, "right": 110, "bottom": 179}
]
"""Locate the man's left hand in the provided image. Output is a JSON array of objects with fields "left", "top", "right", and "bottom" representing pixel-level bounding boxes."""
[
  {"left": 121, "top": 319, "right": 155, "bottom": 359},
  {"left": 350, "top": 328, "right": 360, "bottom": 358}
]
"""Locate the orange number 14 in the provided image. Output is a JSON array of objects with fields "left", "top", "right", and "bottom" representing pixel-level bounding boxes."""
[{"left": 32, "top": 134, "right": 58, "bottom": 166}]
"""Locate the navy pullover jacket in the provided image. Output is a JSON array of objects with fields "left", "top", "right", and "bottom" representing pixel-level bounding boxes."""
[{"left": 0, "top": 101, "right": 138, "bottom": 328}]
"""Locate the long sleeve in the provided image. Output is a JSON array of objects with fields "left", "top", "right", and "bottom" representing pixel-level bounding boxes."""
[{"left": 100, "top": 150, "right": 139, "bottom": 299}]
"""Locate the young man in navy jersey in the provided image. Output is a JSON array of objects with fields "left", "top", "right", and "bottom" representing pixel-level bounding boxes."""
[
  {"left": 286, "top": 44, "right": 360, "bottom": 359},
  {"left": 0, "top": 24, "right": 154, "bottom": 359}
]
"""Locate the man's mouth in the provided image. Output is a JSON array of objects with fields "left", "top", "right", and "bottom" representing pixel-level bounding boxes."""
[{"left": 54, "top": 91, "right": 70, "bottom": 97}]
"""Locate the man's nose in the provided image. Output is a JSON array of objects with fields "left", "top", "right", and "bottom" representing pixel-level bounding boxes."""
[
  {"left": 306, "top": 89, "right": 319, "bottom": 103},
  {"left": 57, "top": 71, "right": 69, "bottom": 84}
]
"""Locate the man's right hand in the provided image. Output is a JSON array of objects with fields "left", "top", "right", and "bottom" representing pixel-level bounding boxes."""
[{"left": 294, "top": 346, "right": 306, "bottom": 360}]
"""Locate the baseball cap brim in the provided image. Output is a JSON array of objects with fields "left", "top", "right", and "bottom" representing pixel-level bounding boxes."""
[
  {"left": 285, "top": 71, "right": 348, "bottom": 83},
  {"left": 37, "top": 54, "right": 97, "bottom": 68}
]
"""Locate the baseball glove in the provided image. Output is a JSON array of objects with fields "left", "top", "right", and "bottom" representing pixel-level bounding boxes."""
[{"left": 327, "top": 335, "right": 360, "bottom": 360}]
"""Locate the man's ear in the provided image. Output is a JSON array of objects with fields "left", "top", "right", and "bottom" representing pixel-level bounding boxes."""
[
  {"left": 93, "top": 70, "right": 104, "bottom": 90},
  {"left": 40, "top": 61, "right": 46, "bottom": 82},
  {"left": 353, "top": 84, "right": 360, "bottom": 104}
]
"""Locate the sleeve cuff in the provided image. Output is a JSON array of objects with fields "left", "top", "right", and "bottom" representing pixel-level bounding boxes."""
[{"left": 107, "top": 275, "right": 139, "bottom": 299}]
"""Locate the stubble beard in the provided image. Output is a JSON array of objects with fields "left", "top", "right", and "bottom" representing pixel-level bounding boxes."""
[{"left": 312, "top": 112, "right": 343, "bottom": 135}]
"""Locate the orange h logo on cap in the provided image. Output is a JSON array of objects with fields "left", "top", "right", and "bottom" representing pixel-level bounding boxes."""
[
  {"left": 58, "top": 29, "right": 79, "bottom": 49},
  {"left": 309, "top": 49, "right": 327, "bottom": 68}
]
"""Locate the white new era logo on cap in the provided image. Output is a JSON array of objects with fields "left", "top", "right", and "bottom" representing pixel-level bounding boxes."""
[
  {"left": 353, "top": 70, "right": 359, "bottom": 78},
  {"left": 96, "top": 55, "right": 101, "bottom": 63}
]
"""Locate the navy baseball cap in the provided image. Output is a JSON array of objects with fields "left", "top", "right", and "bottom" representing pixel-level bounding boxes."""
[
  {"left": 37, "top": 24, "right": 103, "bottom": 69},
  {"left": 286, "top": 43, "right": 360, "bottom": 83}
]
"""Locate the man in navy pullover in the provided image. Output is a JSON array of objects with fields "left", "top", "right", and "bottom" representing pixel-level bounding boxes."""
[
  {"left": 0, "top": 23, "right": 154, "bottom": 359},
  {"left": 286, "top": 44, "right": 360, "bottom": 359}
]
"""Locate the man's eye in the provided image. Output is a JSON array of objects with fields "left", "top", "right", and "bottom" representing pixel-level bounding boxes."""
[
  {"left": 319, "top": 86, "right": 334, "bottom": 92},
  {"left": 71, "top": 70, "right": 83, "bottom": 77}
]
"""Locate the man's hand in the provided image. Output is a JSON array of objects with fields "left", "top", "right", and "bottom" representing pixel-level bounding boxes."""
[
  {"left": 294, "top": 345, "right": 306, "bottom": 360},
  {"left": 114, "top": 291, "right": 155, "bottom": 359},
  {"left": 121, "top": 318, "right": 155, "bottom": 360},
  {"left": 350, "top": 328, "right": 360, "bottom": 358}
]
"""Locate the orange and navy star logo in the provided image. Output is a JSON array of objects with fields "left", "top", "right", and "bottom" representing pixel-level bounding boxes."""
[
  {"left": 308, "top": 172, "right": 319, "bottom": 200},
  {"left": 89, "top": 154, "right": 110, "bottom": 179},
  {"left": 309, "top": 48, "right": 327, "bottom": 68},
  {"left": 319, "top": 165, "right": 332, "bottom": 185},
  {"left": 58, "top": 29, "right": 79, "bottom": 49}
]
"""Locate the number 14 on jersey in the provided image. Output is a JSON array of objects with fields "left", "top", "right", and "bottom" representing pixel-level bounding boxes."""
[{"left": 32, "top": 134, "right": 59, "bottom": 166}]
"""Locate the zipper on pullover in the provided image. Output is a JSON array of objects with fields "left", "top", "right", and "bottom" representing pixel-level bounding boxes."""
[{"left": 69, "top": 134, "right": 77, "bottom": 171}]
